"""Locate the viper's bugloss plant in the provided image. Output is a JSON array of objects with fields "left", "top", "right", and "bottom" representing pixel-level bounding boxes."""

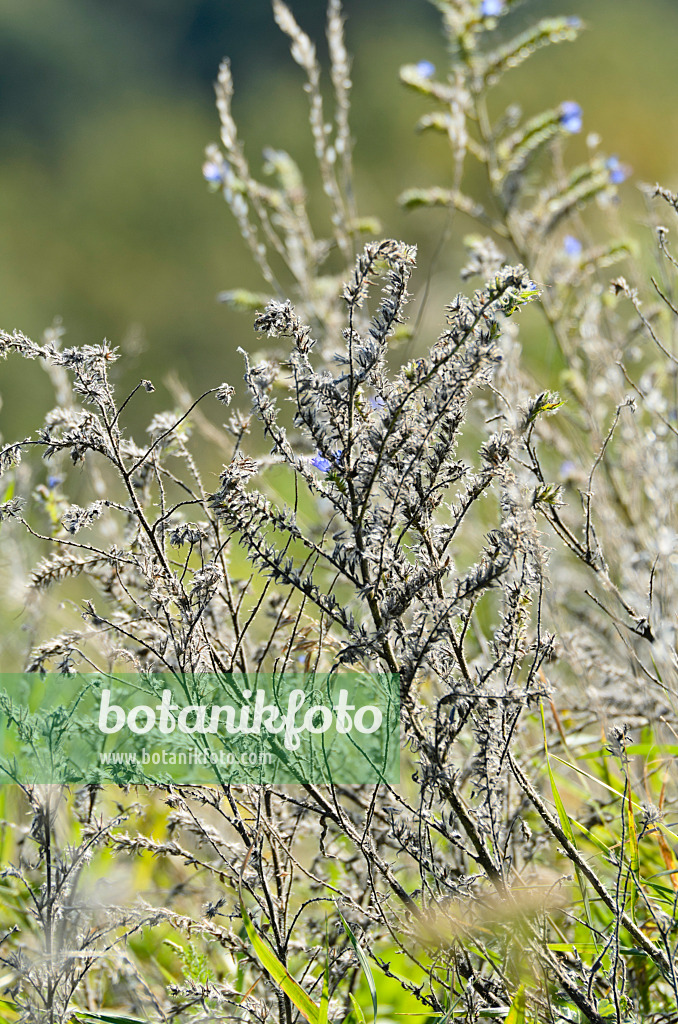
[{"left": 1, "top": 2, "right": 678, "bottom": 1023}]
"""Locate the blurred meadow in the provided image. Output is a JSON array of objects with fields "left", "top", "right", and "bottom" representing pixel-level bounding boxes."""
[{"left": 1, "top": 0, "right": 677, "bottom": 448}]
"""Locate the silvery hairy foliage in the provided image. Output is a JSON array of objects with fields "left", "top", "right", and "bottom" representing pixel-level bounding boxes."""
[
  {"left": 0, "top": 245, "right": 556, "bottom": 1023},
  {"left": 397, "top": 0, "right": 677, "bottom": 732},
  {"left": 0, "top": 785, "right": 168, "bottom": 1024},
  {"left": 1, "top": 1, "right": 678, "bottom": 1023}
]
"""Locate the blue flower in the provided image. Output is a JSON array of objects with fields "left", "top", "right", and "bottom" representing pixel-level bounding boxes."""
[
  {"left": 559, "top": 101, "right": 582, "bottom": 134},
  {"left": 481, "top": 0, "right": 505, "bottom": 14},
  {"left": 369, "top": 396, "right": 386, "bottom": 410},
  {"left": 563, "top": 235, "right": 582, "bottom": 257},
  {"left": 606, "top": 156, "right": 627, "bottom": 184},
  {"left": 311, "top": 450, "right": 342, "bottom": 473},
  {"left": 415, "top": 60, "right": 436, "bottom": 79},
  {"left": 566, "top": 16, "right": 582, "bottom": 28},
  {"left": 46, "top": 475, "right": 62, "bottom": 489},
  {"left": 202, "top": 159, "right": 225, "bottom": 185}
]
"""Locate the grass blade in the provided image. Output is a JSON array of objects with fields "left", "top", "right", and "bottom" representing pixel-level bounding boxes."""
[
  {"left": 349, "top": 993, "right": 366, "bottom": 1024},
  {"left": 624, "top": 774, "right": 640, "bottom": 920},
  {"left": 338, "top": 909, "right": 378, "bottom": 1024},
  {"left": 318, "top": 919, "right": 330, "bottom": 1024},
  {"left": 540, "top": 702, "right": 595, "bottom": 946},
  {"left": 240, "top": 898, "right": 320, "bottom": 1024},
  {"left": 505, "top": 985, "right": 526, "bottom": 1024},
  {"left": 75, "top": 1014, "right": 149, "bottom": 1024}
]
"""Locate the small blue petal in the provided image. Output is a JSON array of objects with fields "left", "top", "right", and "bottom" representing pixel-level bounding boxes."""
[
  {"left": 415, "top": 60, "right": 436, "bottom": 79},
  {"left": 560, "top": 460, "right": 577, "bottom": 479},
  {"left": 563, "top": 235, "right": 582, "bottom": 257},
  {"left": 566, "top": 16, "right": 582, "bottom": 28},
  {"left": 559, "top": 101, "right": 582, "bottom": 134},
  {"left": 312, "top": 449, "right": 344, "bottom": 473},
  {"left": 46, "top": 475, "right": 62, "bottom": 488},
  {"left": 606, "top": 156, "right": 628, "bottom": 184},
  {"left": 202, "top": 160, "right": 225, "bottom": 184},
  {"left": 369, "top": 396, "right": 386, "bottom": 409},
  {"left": 481, "top": 0, "right": 504, "bottom": 14}
]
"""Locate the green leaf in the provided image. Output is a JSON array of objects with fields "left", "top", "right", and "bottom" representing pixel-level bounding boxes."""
[
  {"left": 482, "top": 18, "right": 581, "bottom": 86},
  {"left": 0, "top": 999, "right": 18, "bottom": 1024},
  {"left": 415, "top": 112, "right": 454, "bottom": 135},
  {"left": 525, "top": 390, "right": 564, "bottom": 423},
  {"left": 338, "top": 909, "right": 378, "bottom": 1024},
  {"left": 398, "top": 187, "right": 487, "bottom": 222},
  {"left": 349, "top": 993, "right": 367, "bottom": 1024},
  {"left": 399, "top": 65, "right": 451, "bottom": 100},
  {"left": 570, "top": 818, "right": 613, "bottom": 855},
  {"left": 318, "top": 919, "right": 330, "bottom": 1024},
  {"left": 75, "top": 1014, "right": 149, "bottom": 1024},
  {"left": 624, "top": 775, "right": 640, "bottom": 920},
  {"left": 551, "top": 755, "right": 654, "bottom": 820},
  {"left": 541, "top": 707, "right": 576, "bottom": 846},
  {"left": 578, "top": 240, "right": 634, "bottom": 274},
  {"left": 533, "top": 482, "right": 563, "bottom": 507},
  {"left": 217, "top": 289, "right": 272, "bottom": 312},
  {"left": 548, "top": 942, "right": 643, "bottom": 955},
  {"left": 240, "top": 898, "right": 320, "bottom": 1024},
  {"left": 497, "top": 109, "right": 561, "bottom": 182},
  {"left": 505, "top": 985, "right": 526, "bottom": 1024},
  {"left": 540, "top": 703, "right": 595, "bottom": 944},
  {"left": 534, "top": 160, "right": 613, "bottom": 236},
  {"left": 349, "top": 217, "right": 383, "bottom": 235}
]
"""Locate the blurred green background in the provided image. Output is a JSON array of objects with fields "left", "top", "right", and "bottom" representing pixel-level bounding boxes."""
[{"left": 1, "top": 0, "right": 677, "bottom": 439}]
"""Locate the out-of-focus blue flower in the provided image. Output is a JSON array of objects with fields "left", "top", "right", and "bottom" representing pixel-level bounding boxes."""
[
  {"left": 311, "top": 451, "right": 342, "bottom": 473},
  {"left": 481, "top": 0, "right": 505, "bottom": 14},
  {"left": 606, "top": 156, "right": 627, "bottom": 184},
  {"left": 559, "top": 101, "right": 582, "bottom": 134},
  {"left": 46, "top": 475, "right": 62, "bottom": 489},
  {"left": 415, "top": 60, "right": 436, "bottom": 79},
  {"left": 202, "top": 159, "right": 225, "bottom": 185},
  {"left": 369, "top": 396, "right": 386, "bottom": 410},
  {"left": 560, "top": 460, "right": 577, "bottom": 479},
  {"left": 563, "top": 235, "right": 583, "bottom": 257},
  {"left": 566, "top": 16, "right": 582, "bottom": 28}
]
